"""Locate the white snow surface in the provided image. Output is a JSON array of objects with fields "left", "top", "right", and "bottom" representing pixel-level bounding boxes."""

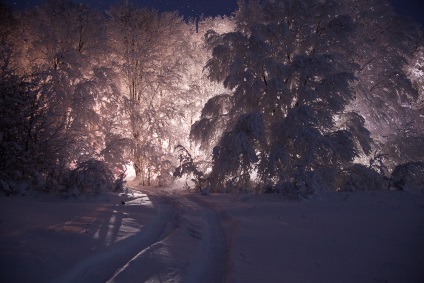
[{"left": 1, "top": 184, "right": 424, "bottom": 283}]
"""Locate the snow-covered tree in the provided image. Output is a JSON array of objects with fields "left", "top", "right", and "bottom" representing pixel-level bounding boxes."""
[
  {"left": 2, "top": 1, "right": 234, "bottom": 190},
  {"left": 407, "top": 46, "right": 424, "bottom": 99},
  {"left": 193, "top": 0, "right": 373, "bottom": 194},
  {"left": 0, "top": 63, "right": 81, "bottom": 191},
  {"left": 108, "top": 4, "right": 217, "bottom": 186},
  {"left": 3, "top": 0, "right": 420, "bottom": 195},
  {"left": 186, "top": 16, "right": 235, "bottom": 154},
  {"left": 343, "top": 0, "right": 422, "bottom": 166},
  {"left": 0, "top": 1, "right": 131, "bottom": 191}
]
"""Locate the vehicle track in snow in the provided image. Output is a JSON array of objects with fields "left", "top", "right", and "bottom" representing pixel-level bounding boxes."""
[
  {"left": 172, "top": 193, "right": 229, "bottom": 283},
  {"left": 54, "top": 191, "right": 176, "bottom": 283},
  {"left": 55, "top": 187, "right": 230, "bottom": 283},
  {"left": 107, "top": 188, "right": 230, "bottom": 283}
]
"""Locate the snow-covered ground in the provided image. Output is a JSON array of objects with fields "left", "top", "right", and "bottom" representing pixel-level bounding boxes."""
[{"left": 1, "top": 186, "right": 423, "bottom": 283}]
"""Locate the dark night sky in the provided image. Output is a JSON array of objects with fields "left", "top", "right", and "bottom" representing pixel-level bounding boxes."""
[
  {"left": 3, "top": 0, "right": 424, "bottom": 26},
  {"left": 4, "top": 0, "right": 238, "bottom": 18}
]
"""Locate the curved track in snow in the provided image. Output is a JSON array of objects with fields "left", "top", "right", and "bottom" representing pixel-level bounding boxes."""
[
  {"left": 107, "top": 189, "right": 230, "bottom": 283},
  {"left": 54, "top": 192, "right": 173, "bottom": 283},
  {"left": 55, "top": 187, "right": 230, "bottom": 283}
]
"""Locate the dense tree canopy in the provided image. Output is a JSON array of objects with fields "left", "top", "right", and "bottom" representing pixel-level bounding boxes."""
[
  {"left": 192, "top": 0, "right": 422, "bottom": 194},
  {"left": 0, "top": 0, "right": 422, "bottom": 195}
]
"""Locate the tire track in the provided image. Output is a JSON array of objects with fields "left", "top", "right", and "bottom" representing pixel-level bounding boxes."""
[
  {"left": 183, "top": 194, "right": 229, "bottom": 283},
  {"left": 107, "top": 191, "right": 230, "bottom": 283},
  {"left": 54, "top": 192, "right": 175, "bottom": 283},
  {"left": 57, "top": 187, "right": 230, "bottom": 283}
]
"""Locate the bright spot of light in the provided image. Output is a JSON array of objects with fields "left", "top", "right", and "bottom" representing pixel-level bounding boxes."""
[{"left": 124, "top": 161, "right": 136, "bottom": 181}]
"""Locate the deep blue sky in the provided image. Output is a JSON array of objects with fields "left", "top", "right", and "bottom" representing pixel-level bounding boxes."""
[
  {"left": 4, "top": 0, "right": 424, "bottom": 26},
  {"left": 4, "top": 0, "right": 238, "bottom": 18}
]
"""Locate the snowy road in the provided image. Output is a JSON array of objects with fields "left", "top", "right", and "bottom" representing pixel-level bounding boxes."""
[
  {"left": 106, "top": 189, "right": 231, "bottom": 283},
  {"left": 34, "top": 186, "right": 232, "bottom": 283},
  {"left": 1, "top": 188, "right": 424, "bottom": 283}
]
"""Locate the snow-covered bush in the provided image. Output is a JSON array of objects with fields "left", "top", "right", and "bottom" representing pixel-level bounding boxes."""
[
  {"left": 173, "top": 145, "right": 208, "bottom": 192},
  {"left": 382, "top": 121, "right": 424, "bottom": 172},
  {"left": 337, "top": 164, "right": 387, "bottom": 191},
  {"left": 66, "top": 159, "right": 115, "bottom": 195},
  {"left": 390, "top": 162, "right": 424, "bottom": 191},
  {"left": 269, "top": 168, "right": 336, "bottom": 198}
]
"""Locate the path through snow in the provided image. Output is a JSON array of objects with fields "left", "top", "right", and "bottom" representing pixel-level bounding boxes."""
[
  {"left": 1, "top": 187, "right": 424, "bottom": 282},
  {"left": 108, "top": 189, "right": 230, "bottom": 283}
]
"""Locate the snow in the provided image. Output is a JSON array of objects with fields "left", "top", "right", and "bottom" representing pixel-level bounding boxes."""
[
  {"left": 1, "top": 187, "right": 423, "bottom": 283},
  {"left": 123, "top": 162, "right": 136, "bottom": 182},
  {"left": 215, "top": 191, "right": 424, "bottom": 283}
]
